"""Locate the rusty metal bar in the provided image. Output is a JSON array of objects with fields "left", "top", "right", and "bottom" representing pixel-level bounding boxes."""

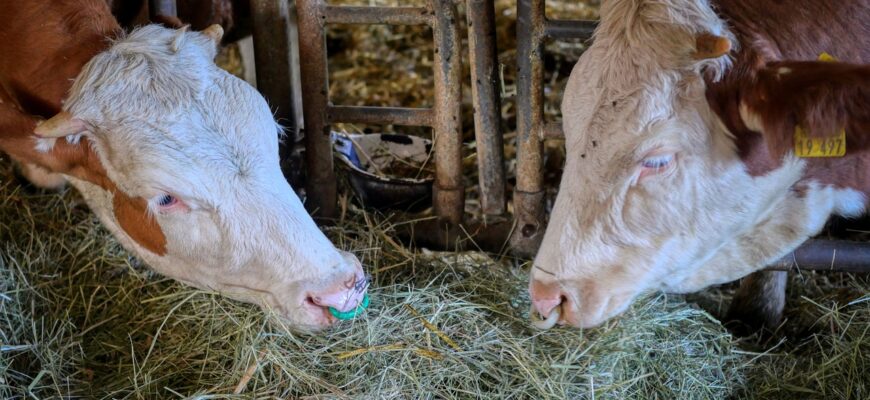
[
  {"left": 467, "top": 0, "right": 506, "bottom": 217},
  {"left": 431, "top": 0, "right": 464, "bottom": 224},
  {"left": 324, "top": 5, "right": 433, "bottom": 26},
  {"left": 149, "top": 0, "right": 177, "bottom": 19},
  {"left": 297, "top": 0, "right": 337, "bottom": 219},
  {"left": 510, "top": 1, "right": 597, "bottom": 256},
  {"left": 327, "top": 106, "right": 434, "bottom": 126},
  {"left": 510, "top": 0, "right": 547, "bottom": 256},
  {"left": 544, "top": 19, "right": 597, "bottom": 40},
  {"left": 394, "top": 215, "right": 514, "bottom": 254},
  {"left": 250, "top": 0, "right": 306, "bottom": 188},
  {"left": 767, "top": 239, "right": 870, "bottom": 273}
]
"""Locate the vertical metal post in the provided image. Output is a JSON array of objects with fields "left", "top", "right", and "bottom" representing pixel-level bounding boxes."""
[
  {"left": 296, "top": 0, "right": 337, "bottom": 219},
  {"left": 250, "top": 0, "right": 307, "bottom": 188},
  {"left": 466, "top": 0, "right": 506, "bottom": 217},
  {"left": 149, "top": 0, "right": 177, "bottom": 19},
  {"left": 431, "top": 0, "right": 464, "bottom": 224},
  {"left": 511, "top": 0, "right": 546, "bottom": 256}
]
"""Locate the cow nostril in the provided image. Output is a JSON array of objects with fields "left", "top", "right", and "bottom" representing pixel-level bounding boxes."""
[{"left": 531, "top": 302, "right": 561, "bottom": 330}]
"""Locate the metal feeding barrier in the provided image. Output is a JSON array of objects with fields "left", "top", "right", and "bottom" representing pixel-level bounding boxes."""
[
  {"left": 289, "top": 0, "right": 514, "bottom": 252},
  {"left": 147, "top": 0, "right": 870, "bottom": 277}
]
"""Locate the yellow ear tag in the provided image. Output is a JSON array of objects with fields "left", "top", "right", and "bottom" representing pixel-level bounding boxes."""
[
  {"left": 794, "top": 52, "right": 845, "bottom": 158},
  {"left": 817, "top": 52, "right": 836, "bottom": 62},
  {"left": 794, "top": 126, "right": 846, "bottom": 157}
]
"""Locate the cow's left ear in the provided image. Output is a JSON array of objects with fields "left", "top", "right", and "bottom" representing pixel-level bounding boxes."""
[
  {"left": 34, "top": 111, "right": 90, "bottom": 138},
  {"left": 693, "top": 33, "right": 731, "bottom": 59},
  {"left": 201, "top": 24, "right": 224, "bottom": 46}
]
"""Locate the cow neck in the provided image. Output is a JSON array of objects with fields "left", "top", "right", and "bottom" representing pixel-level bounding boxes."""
[{"left": 705, "top": 0, "right": 870, "bottom": 197}]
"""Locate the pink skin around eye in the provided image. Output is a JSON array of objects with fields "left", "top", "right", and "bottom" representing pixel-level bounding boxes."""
[
  {"left": 638, "top": 152, "right": 676, "bottom": 179},
  {"left": 156, "top": 194, "right": 189, "bottom": 213}
]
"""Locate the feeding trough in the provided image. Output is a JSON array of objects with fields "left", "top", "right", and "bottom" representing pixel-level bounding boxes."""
[{"left": 332, "top": 131, "right": 434, "bottom": 212}]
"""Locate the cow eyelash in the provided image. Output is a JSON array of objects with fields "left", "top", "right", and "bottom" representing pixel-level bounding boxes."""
[
  {"left": 157, "top": 194, "right": 177, "bottom": 207},
  {"left": 641, "top": 154, "right": 673, "bottom": 169}
]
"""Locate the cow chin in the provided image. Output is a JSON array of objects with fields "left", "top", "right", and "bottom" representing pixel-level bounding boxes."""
[{"left": 561, "top": 284, "right": 640, "bottom": 329}]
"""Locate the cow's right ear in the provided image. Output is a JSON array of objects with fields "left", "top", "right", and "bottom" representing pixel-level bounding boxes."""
[
  {"left": 693, "top": 33, "right": 731, "bottom": 60},
  {"left": 34, "top": 111, "right": 90, "bottom": 138},
  {"left": 201, "top": 24, "right": 224, "bottom": 46}
]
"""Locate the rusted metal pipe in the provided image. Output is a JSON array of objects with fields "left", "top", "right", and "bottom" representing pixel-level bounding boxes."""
[
  {"left": 431, "top": 0, "right": 464, "bottom": 224},
  {"left": 544, "top": 19, "right": 597, "bottom": 40},
  {"left": 149, "top": 0, "right": 177, "bottom": 19},
  {"left": 510, "top": 0, "right": 547, "bottom": 256},
  {"left": 250, "top": 0, "right": 305, "bottom": 140},
  {"left": 250, "top": 0, "right": 306, "bottom": 188},
  {"left": 511, "top": 2, "right": 597, "bottom": 256},
  {"left": 767, "top": 239, "right": 870, "bottom": 273},
  {"left": 297, "top": 0, "right": 337, "bottom": 219},
  {"left": 324, "top": 5, "right": 433, "bottom": 26},
  {"left": 327, "top": 106, "right": 434, "bottom": 126},
  {"left": 467, "top": 0, "right": 506, "bottom": 217}
]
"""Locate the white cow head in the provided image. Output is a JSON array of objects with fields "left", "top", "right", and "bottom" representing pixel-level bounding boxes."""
[
  {"left": 528, "top": 0, "right": 866, "bottom": 329},
  {"left": 35, "top": 25, "right": 366, "bottom": 331}
]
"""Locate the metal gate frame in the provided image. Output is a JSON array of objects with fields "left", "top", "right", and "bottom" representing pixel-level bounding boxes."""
[
  {"left": 293, "top": 0, "right": 507, "bottom": 228},
  {"left": 239, "top": 0, "right": 870, "bottom": 275}
]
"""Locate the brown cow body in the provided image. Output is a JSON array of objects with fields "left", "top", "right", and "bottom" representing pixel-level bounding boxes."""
[
  {"left": 708, "top": 0, "right": 870, "bottom": 190},
  {"left": 707, "top": 0, "right": 870, "bottom": 329}
]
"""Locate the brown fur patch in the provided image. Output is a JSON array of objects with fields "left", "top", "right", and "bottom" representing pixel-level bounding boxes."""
[
  {"left": 742, "top": 61, "right": 870, "bottom": 157},
  {"left": 112, "top": 190, "right": 168, "bottom": 254},
  {"left": 0, "top": 0, "right": 167, "bottom": 255},
  {"left": 706, "top": 0, "right": 870, "bottom": 194}
]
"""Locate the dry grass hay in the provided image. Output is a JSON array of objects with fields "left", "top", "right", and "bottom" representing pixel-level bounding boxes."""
[
  {"left": 1, "top": 165, "right": 869, "bottom": 399},
  {"left": 2, "top": 0, "right": 868, "bottom": 398}
]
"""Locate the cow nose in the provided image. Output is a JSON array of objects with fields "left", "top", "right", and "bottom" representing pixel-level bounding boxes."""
[
  {"left": 529, "top": 277, "right": 564, "bottom": 329},
  {"left": 310, "top": 271, "right": 367, "bottom": 313}
]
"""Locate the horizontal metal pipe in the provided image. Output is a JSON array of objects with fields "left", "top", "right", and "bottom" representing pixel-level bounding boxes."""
[
  {"left": 327, "top": 105, "right": 434, "bottom": 126},
  {"left": 324, "top": 5, "right": 432, "bottom": 25},
  {"left": 544, "top": 19, "right": 597, "bottom": 40},
  {"left": 767, "top": 239, "right": 870, "bottom": 273}
]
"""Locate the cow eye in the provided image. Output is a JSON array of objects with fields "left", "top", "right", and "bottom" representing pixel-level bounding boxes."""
[
  {"left": 156, "top": 194, "right": 177, "bottom": 207},
  {"left": 641, "top": 154, "right": 673, "bottom": 169},
  {"left": 639, "top": 153, "right": 676, "bottom": 179}
]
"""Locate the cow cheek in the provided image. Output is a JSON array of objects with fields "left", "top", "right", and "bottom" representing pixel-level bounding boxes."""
[{"left": 112, "top": 192, "right": 168, "bottom": 255}]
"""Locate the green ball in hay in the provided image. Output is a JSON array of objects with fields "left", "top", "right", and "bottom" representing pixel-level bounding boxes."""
[{"left": 329, "top": 293, "right": 370, "bottom": 320}]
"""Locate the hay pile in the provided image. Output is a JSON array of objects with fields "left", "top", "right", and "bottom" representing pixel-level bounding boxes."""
[
  {"left": 2, "top": 165, "right": 748, "bottom": 398},
  {"left": 2, "top": 162, "right": 868, "bottom": 399}
]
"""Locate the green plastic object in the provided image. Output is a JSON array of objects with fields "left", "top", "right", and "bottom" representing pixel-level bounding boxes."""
[{"left": 329, "top": 293, "right": 370, "bottom": 320}]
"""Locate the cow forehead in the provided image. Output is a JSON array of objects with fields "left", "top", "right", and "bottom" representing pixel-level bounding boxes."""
[
  {"left": 565, "top": 84, "right": 680, "bottom": 159},
  {"left": 64, "top": 26, "right": 280, "bottom": 195}
]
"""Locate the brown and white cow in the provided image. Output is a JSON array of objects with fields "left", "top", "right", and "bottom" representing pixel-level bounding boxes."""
[
  {"left": 0, "top": 0, "right": 366, "bottom": 331},
  {"left": 529, "top": 0, "right": 870, "bottom": 329}
]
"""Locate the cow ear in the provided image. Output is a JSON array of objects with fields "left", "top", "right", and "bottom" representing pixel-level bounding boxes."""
[
  {"left": 201, "top": 24, "right": 224, "bottom": 46},
  {"left": 34, "top": 111, "right": 89, "bottom": 138},
  {"left": 171, "top": 25, "right": 191, "bottom": 53},
  {"left": 693, "top": 33, "right": 731, "bottom": 59}
]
